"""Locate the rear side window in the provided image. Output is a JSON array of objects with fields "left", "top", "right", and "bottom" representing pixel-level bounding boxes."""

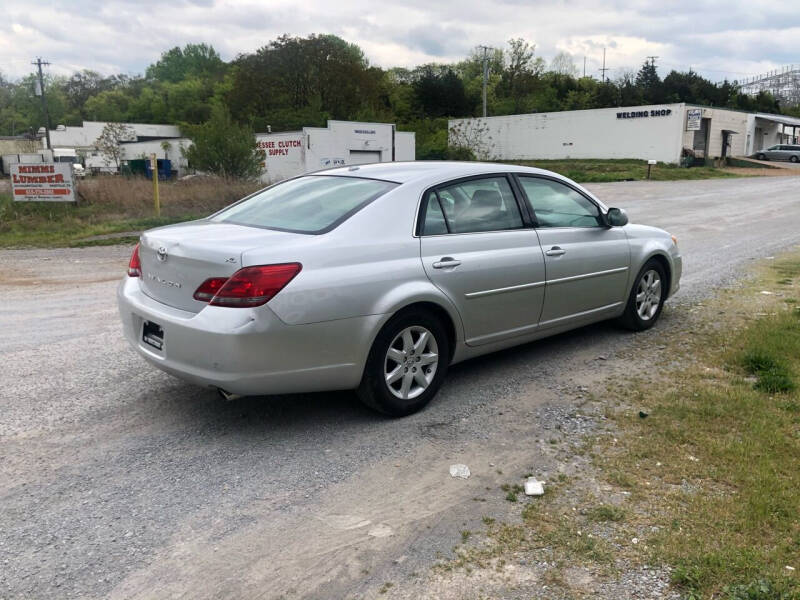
[
  {"left": 210, "top": 175, "right": 397, "bottom": 234},
  {"left": 421, "top": 192, "right": 449, "bottom": 235},
  {"left": 421, "top": 176, "right": 523, "bottom": 235}
]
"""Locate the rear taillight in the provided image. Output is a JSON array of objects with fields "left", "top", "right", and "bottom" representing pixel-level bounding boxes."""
[
  {"left": 127, "top": 243, "right": 141, "bottom": 277},
  {"left": 193, "top": 263, "right": 302, "bottom": 308},
  {"left": 193, "top": 277, "right": 228, "bottom": 302}
]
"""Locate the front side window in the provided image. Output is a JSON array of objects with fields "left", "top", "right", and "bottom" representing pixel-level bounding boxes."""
[
  {"left": 421, "top": 176, "right": 523, "bottom": 235},
  {"left": 210, "top": 175, "right": 397, "bottom": 234},
  {"left": 519, "top": 177, "right": 602, "bottom": 228}
]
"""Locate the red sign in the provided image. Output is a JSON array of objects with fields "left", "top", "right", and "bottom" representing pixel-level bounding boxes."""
[{"left": 10, "top": 163, "right": 75, "bottom": 202}]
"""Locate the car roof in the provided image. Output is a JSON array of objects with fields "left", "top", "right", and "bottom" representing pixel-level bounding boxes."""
[{"left": 316, "top": 161, "right": 561, "bottom": 184}]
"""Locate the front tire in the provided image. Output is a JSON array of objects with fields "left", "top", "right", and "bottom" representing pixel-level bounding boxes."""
[
  {"left": 791, "top": 155, "right": 799, "bottom": 163},
  {"left": 619, "top": 259, "right": 668, "bottom": 331},
  {"left": 757, "top": 153, "right": 767, "bottom": 161},
  {"left": 357, "top": 310, "right": 450, "bottom": 417}
]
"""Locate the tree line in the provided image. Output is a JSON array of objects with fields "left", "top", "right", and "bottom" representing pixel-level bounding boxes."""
[{"left": 0, "top": 36, "right": 794, "bottom": 160}]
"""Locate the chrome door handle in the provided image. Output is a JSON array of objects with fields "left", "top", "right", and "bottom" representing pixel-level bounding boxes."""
[
  {"left": 545, "top": 246, "right": 566, "bottom": 257},
  {"left": 432, "top": 257, "right": 461, "bottom": 269}
]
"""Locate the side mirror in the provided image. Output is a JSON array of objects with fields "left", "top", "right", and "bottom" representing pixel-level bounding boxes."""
[{"left": 606, "top": 207, "right": 629, "bottom": 227}]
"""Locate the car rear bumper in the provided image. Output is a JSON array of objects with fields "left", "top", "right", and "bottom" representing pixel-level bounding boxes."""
[{"left": 117, "top": 277, "right": 383, "bottom": 395}]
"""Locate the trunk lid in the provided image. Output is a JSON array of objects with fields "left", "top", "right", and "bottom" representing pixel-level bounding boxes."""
[{"left": 138, "top": 220, "right": 304, "bottom": 312}]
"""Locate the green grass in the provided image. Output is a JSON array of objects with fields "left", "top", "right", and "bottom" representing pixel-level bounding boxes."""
[
  {"left": 431, "top": 253, "right": 800, "bottom": 598},
  {"left": 604, "top": 255, "right": 800, "bottom": 599},
  {"left": 0, "top": 193, "right": 199, "bottom": 248},
  {"left": 587, "top": 505, "right": 625, "bottom": 523},
  {"left": 506, "top": 158, "right": 740, "bottom": 183},
  {"left": 0, "top": 176, "right": 260, "bottom": 248}
]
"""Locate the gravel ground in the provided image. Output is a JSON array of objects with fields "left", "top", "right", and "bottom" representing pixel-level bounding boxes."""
[{"left": 2, "top": 176, "right": 800, "bottom": 599}]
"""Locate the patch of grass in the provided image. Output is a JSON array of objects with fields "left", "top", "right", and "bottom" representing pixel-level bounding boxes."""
[
  {"left": 378, "top": 582, "right": 394, "bottom": 594},
  {"left": 501, "top": 483, "right": 523, "bottom": 502},
  {"left": 505, "top": 158, "right": 740, "bottom": 183},
  {"left": 460, "top": 530, "right": 471, "bottom": 543},
  {"left": 588, "top": 505, "right": 625, "bottom": 523},
  {"left": 741, "top": 350, "right": 795, "bottom": 393},
  {"left": 0, "top": 176, "right": 261, "bottom": 248},
  {"left": 598, "top": 252, "right": 800, "bottom": 599}
]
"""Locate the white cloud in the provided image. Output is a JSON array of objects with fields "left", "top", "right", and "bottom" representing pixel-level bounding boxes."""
[{"left": 1, "top": 0, "right": 798, "bottom": 82}]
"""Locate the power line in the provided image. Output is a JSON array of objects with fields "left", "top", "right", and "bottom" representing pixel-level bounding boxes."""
[{"left": 32, "top": 57, "right": 51, "bottom": 149}]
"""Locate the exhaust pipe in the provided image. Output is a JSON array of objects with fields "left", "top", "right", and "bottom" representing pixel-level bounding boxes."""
[{"left": 217, "top": 388, "right": 244, "bottom": 402}]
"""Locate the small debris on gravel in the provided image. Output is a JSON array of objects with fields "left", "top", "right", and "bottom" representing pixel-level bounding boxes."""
[
  {"left": 638, "top": 410, "right": 649, "bottom": 419},
  {"left": 524, "top": 478, "right": 544, "bottom": 496},
  {"left": 449, "top": 464, "right": 471, "bottom": 479}
]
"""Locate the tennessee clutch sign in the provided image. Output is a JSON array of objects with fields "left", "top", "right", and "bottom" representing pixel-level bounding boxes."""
[{"left": 11, "top": 163, "right": 75, "bottom": 202}]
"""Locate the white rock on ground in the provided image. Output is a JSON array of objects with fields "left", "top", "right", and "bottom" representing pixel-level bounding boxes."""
[{"left": 449, "top": 464, "right": 471, "bottom": 479}]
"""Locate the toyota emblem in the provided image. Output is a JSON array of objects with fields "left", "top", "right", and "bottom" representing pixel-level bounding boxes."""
[{"left": 156, "top": 246, "right": 168, "bottom": 262}]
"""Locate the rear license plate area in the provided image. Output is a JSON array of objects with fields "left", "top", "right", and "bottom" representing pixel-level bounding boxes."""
[{"left": 142, "top": 320, "right": 164, "bottom": 351}]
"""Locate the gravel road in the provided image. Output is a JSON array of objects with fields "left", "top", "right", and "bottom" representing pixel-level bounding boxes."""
[{"left": 2, "top": 175, "right": 800, "bottom": 599}]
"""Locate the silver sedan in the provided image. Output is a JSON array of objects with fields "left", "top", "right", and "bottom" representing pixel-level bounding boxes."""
[{"left": 118, "top": 162, "right": 681, "bottom": 416}]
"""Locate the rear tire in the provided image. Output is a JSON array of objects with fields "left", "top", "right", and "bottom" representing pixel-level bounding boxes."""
[
  {"left": 618, "top": 259, "right": 668, "bottom": 331},
  {"left": 791, "top": 155, "right": 799, "bottom": 163},
  {"left": 357, "top": 309, "right": 450, "bottom": 417}
]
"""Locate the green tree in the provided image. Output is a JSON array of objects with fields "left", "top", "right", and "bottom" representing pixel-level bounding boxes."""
[
  {"left": 636, "top": 60, "right": 664, "bottom": 104},
  {"left": 183, "top": 105, "right": 263, "bottom": 179},
  {"left": 146, "top": 43, "right": 226, "bottom": 83},
  {"left": 411, "top": 65, "right": 470, "bottom": 118}
]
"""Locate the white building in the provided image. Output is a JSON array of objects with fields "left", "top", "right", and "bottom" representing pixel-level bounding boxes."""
[
  {"left": 256, "top": 120, "right": 415, "bottom": 183},
  {"left": 43, "top": 121, "right": 186, "bottom": 174},
  {"left": 449, "top": 103, "right": 800, "bottom": 164},
  {"left": 46, "top": 121, "right": 182, "bottom": 149}
]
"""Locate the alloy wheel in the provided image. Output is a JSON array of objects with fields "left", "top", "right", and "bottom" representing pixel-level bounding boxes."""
[
  {"left": 384, "top": 326, "right": 439, "bottom": 400},
  {"left": 635, "top": 269, "right": 662, "bottom": 321}
]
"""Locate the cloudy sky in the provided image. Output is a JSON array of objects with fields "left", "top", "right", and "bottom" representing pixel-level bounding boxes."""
[{"left": 2, "top": 0, "right": 798, "bottom": 83}]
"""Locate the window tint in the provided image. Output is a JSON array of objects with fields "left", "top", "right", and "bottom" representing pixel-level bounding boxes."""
[
  {"left": 518, "top": 177, "right": 602, "bottom": 228},
  {"left": 424, "top": 176, "right": 523, "bottom": 234},
  {"left": 421, "top": 192, "right": 449, "bottom": 235},
  {"left": 210, "top": 175, "right": 397, "bottom": 234}
]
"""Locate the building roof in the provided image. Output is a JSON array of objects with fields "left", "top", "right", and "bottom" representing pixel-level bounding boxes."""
[{"left": 755, "top": 113, "right": 800, "bottom": 127}]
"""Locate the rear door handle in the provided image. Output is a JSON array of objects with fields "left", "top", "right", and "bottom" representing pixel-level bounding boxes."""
[
  {"left": 432, "top": 257, "right": 461, "bottom": 269},
  {"left": 545, "top": 246, "right": 566, "bottom": 257}
]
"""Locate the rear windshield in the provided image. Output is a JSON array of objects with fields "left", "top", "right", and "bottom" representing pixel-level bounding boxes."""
[{"left": 210, "top": 175, "right": 398, "bottom": 234}]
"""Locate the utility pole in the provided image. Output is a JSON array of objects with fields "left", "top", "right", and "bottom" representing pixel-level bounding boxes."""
[
  {"left": 478, "top": 45, "right": 493, "bottom": 117},
  {"left": 32, "top": 57, "right": 52, "bottom": 150},
  {"left": 646, "top": 55, "right": 659, "bottom": 67},
  {"left": 583, "top": 56, "right": 586, "bottom": 78},
  {"left": 599, "top": 48, "right": 609, "bottom": 83}
]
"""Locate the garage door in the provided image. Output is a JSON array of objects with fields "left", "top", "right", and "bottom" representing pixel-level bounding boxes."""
[{"left": 348, "top": 150, "right": 382, "bottom": 165}]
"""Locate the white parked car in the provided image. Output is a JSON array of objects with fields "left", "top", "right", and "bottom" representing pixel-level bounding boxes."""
[{"left": 118, "top": 162, "right": 681, "bottom": 416}]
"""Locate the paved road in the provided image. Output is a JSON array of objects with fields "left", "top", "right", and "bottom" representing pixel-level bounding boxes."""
[{"left": 2, "top": 176, "right": 800, "bottom": 599}]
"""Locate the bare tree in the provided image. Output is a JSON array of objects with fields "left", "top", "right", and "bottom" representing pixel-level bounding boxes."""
[
  {"left": 449, "top": 119, "right": 496, "bottom": 161},
  {"left": 94, "top": 123, "right": 134, "bottom": 169},
  {"left": 550, "top": 52, "right": 578, "bottom": 77}
]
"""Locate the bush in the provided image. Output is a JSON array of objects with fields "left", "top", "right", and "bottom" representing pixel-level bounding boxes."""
[{"left": 183, "top": 105, "right": 265, "bottom": 179}]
